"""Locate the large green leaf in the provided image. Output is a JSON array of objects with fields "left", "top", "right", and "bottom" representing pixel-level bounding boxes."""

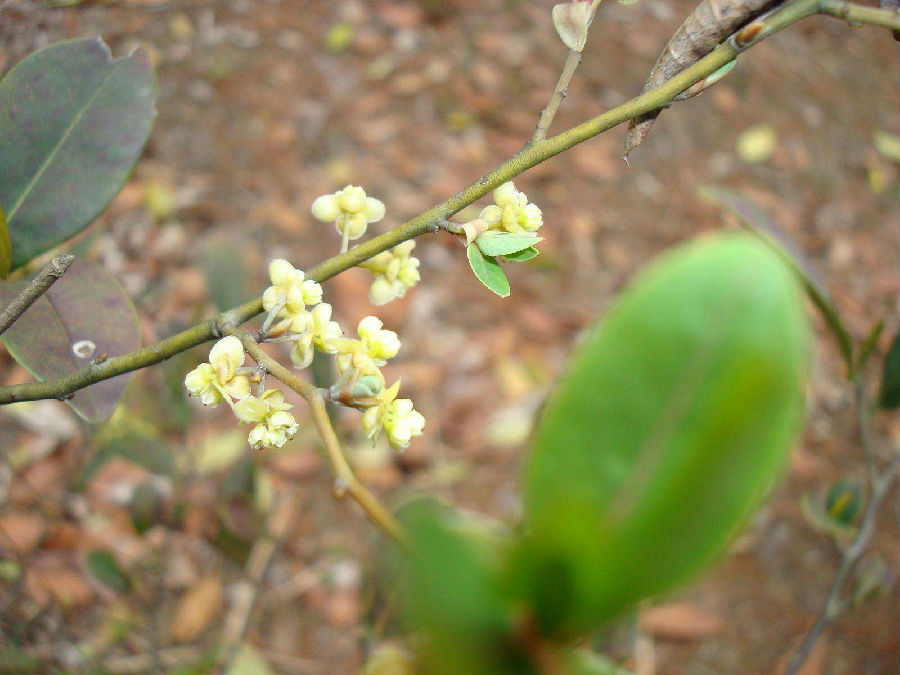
[
  {"left": 466, "top": 244, "right": 510, "bottom": 297},
  {"left": 0, "top": 258, "right": 141, "bottom": 422},
  {"left": 518, "top": 234, "right": 810, "bottom": 634},
  {"left": 0, "top": 37, "right": 157, "bottom": 270}
]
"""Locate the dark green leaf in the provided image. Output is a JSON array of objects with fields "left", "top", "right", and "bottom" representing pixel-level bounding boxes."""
[
  {"left": 0, "top": 258, "right": 140, "bottom": 422},
  {"left": 503, "top": 246, "right": 540, "bottom": 262},
  {"left": 0, "top": 37, "right": 157, "bottom": 270},
  {"left": 878, "top": 331, "right": 900, "bottom": 408},
  {"left": 0, "top": 205, "right": 10, "bottom": 279},
  {"left": 856, "top": 319, "right": 885, "bottom": 373},
  {"left": 519, "top": 234, "right": 810, "bottom": 633},
  {"left": 475, "top": 232, "right": 543, "bottom": 257},
  {"left": 466, "top": 244, "right": 510, "bottom": 297},
  {"left": 85, "top": 549, "right": 131, "bottom": 593}
]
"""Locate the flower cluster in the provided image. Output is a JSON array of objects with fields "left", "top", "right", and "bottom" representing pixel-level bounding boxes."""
[
  {"left": 359, "top": 241, "right": 421, "bottom": 305},
  {"left": 311, "top": 185, "right": 385, "bottom": 248},
  {"left": 186, "top": 253, "right": 425, "bottom": 453},
  {"left": 479, "top": 181, "right": 543, "bottom": 234},
  {"left": 185, "top": 336, "right": 301, "bottom": 450},
  {"left": 362, "top": 380, "right": 426, "bottom": 451}
]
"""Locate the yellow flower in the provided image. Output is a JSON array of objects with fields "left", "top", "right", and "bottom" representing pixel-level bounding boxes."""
[
  {"left": 290, "top": 302, "right": 343, "bottom": 369},
  {"left": 360, "top": 380, "right": 425, "bottom": 451},
  {"left": 234, "top": 389, "right": 299, "bottom": 450},
  {"left": 184, "top": 336, "right": 251, "bottom": 406},
  {"left": 361, "top": 241, "right": 420, "bottom": 305},
  {"left": 261, "top": 259, "right": 322, "bottom": 334},
  {"left": 335, "top": 316, "right": 400, "bottom": 382},
  {"left": 311, "top": 185, "right": 385, "bottom": 242},
  {"left": 479, "top": 181, "right": 543, "bottom": 234}
]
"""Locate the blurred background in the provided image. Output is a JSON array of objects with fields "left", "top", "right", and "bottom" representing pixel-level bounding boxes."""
[{"left": 0, "top": 0, "right": 897, "bottom": 673}]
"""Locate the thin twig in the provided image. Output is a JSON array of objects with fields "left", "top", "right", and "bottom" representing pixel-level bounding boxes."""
[
  {"left": 533, "top": 0, "right": 602, "bottom": 142},
  {"left": 0, "top": 0, "right": 897, "bottom": 406},
  {"left": 0, "top": 253, "right": 74, "bottom": 336},
  {"left": 220, "top": 486, "right": 300, "bottom": 670},
  {"left": 785, "top": 455, "right": 900, "bottom": 675},
  {"left": 226, "top": 328, "right": 411, "bottom": 548}
]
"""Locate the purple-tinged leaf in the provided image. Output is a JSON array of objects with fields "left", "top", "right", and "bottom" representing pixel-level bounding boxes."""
[
  {"left": 0, "top": 37, "right": 157, "bottom": 270},
  {"left": 0, "top": 258, "right": 140, "bottom": 422}
]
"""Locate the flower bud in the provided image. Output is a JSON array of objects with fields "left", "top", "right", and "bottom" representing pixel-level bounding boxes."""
[{"left": 311, "top": 194, "right": 340, "bottom": 222}]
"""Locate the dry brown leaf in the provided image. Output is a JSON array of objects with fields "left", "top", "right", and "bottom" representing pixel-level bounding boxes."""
[
  {"left": 0, "top": 511, "right": 45, "bottom": 554},
  {"left": 641, "top": 601, "right": 723, "bottom": 641},
  {"left": 171, "top": 576, "right": 224, "bottom": 643}
]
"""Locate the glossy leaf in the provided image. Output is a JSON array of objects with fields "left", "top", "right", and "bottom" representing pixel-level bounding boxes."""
[
  {"left": 475, "top": 232, "right": 543, "bottom": 257},
  {"left": 86, "top": 549, "right": 131, "bottom": 593},
  {"left": 503, "top": 246, "right": 540, "bottom": 262},
  {"left": 467, "top": 244, "right": 510, "bottom": 297},
  {"left": 0, "top": 258, "right": 141, "bottom": 422},
  {"left": 519, "top": 234, "right": 810, "bottom": 633},
  {"left": 0, "top": 37, "right": 157, "bottom": 270},
  {"left": 0, "top": 205, "right": 10, "bottom": 279},
  {"left": 878, "top": 331, "right": 900, "bottom": 409}
]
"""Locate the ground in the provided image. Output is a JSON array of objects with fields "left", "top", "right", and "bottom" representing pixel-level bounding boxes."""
[{"left": 0, "top": 0, "right": 898, "bottom": 673}]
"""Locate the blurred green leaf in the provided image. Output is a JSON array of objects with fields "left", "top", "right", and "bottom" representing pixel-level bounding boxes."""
[
  {"left": 856, "top": 319, "right": 885, "bottom": 374},
  {"left": 399, "top": 499, "right": 527, "bottom": 675},
  {"left": 0, "top": 259, "right": 141, "bottom": 423},
  {"left": 825, "top": 478, "right": 863, "bottom": 526},
  {"left": 86, "top": 549, "right": 131, "bottom": 593},
  {"left": 503, "top": 246, "right": 540, "bottom": 262},
  {"left": 700, "top": 185, "right": 853, "bottom": 374},
  {"left": 130, "top": 479, "right": 162, "bottom": 535},
  {"left": 519, "top": 234, "right": 810, "bottom": 634},
  {"left": 475, "top": 232, "right": 543, "bottom": 257},
  {"left": 467, "top": 244, "right": 510, "bottom": 297},
  {"left": 0, "top": 205, "right": 10, "bottom": 279},
  {"left": 201, "top": 240, "right": 254, "bottom": 311},
  {"left": 878, "top": 331, "right": 900, "bottom": 409},
  {"left": 0, "top": 37, "right": 157, "bottom": 270}
]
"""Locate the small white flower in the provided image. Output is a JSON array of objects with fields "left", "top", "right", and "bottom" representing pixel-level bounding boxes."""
[
  {"left": 184, "top": 336, "right": 251, "bottom": 406},
  {"left": 262, "top": 259, "right": 322, "bottom": 333},
  {"left": 360, "top": 380, "right": 425, "bottom": 451},
  {"left": 289, "top": 302, "right": 342, "bottom": 368},
  {"left": 234, "top": 389, "right": 299, "bottom": 450},
  {"left": 361, "top": 241, "right": 421, "bottom": 305},
  {"left": 484, "top": 182, "right": 543, "bottom": 235}
]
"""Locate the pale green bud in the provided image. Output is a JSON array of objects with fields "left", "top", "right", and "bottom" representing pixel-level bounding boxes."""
[
  {"left": 370, "top": 277, "right": 398, "bottom": 305},
  {"left": 311, "top": 194, "right": 340, "bottom": 222},
  {"left": 364, "top": 197, "right": 386, "bottom": 223},
  {"left": 338, "top": 185, "right": 367, "bottom": 213},
  {"left": 493, "top": 181, "right": 519, "bottom": 208}
]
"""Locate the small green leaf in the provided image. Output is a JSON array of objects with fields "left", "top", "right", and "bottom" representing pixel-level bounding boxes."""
[
  {"left": 878, "top": 331, "right": 900, "bottom": 409},
  {"left": 856, "top": 319, "right": 884, "bottom": 373},
  {"left": 130, "top": 480, "right": 162, "bottom": 536},
  {"left": 475, "top": 232, "right": 543, "bottom": 257},
  {"left": 0, "top": 205, "right": 10, "bottom": 279},
  {"left": 85, "top": 549, "right": 131, "bottom": 593},
  {"left": 503, "top": 246, "right": 540, "bottom": 262},
  {"left": 466, "top": 244, "right": 510, "bottom": 297},
  {"left": 0, "top": 37, "right": 157, "bottom": 270}
]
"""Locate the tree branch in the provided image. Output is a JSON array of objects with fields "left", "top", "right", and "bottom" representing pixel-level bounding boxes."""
[
  {"left": 0, "top": 253, "right": 74, "bottom": 336},
  {"left": 0, "top": 0, "right": 897, "bottom": 406},
  {"left": 226, "top": 328, "right": 411, "bottom": 548}
]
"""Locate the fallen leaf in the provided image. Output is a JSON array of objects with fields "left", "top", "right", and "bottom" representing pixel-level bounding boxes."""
[{"left": 171, "top": 576, "right": 224, "bottom": 643}]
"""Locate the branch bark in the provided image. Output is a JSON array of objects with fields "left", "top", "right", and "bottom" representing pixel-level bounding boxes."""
[{"left": 0, "top": 253, "right": 74, "bottom": 336}]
